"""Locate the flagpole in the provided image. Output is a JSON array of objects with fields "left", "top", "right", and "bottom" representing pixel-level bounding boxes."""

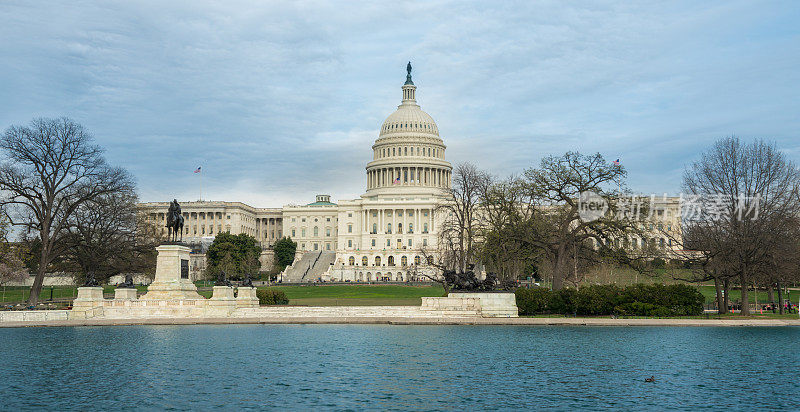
[{"left": 200, "top": 171, "right": 203, "bottom": 201}]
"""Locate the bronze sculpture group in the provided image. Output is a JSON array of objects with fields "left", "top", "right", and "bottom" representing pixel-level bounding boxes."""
[{"left": 166, "top": 199, "right": 184, "bottom": 242}]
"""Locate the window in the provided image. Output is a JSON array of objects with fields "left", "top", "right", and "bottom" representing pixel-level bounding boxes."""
[
  {"left": 372, "top": 211, "right": 377, "bottom": 217},
  {"left": 408, "top": 223, "right": 413, "bottom": 233},
  {"left": 408, "top": 211, "right": 413, "bottom": 217},
  {"left": 326, "top": 228, "right": 331, "bottom": 236},
  {"left": 398, "top": 223, "right": 403, "bottom": 233},
  {"left": 387, "top": 239, "right": 391, "bottom": 246},
  {"left": 348, "top": 213, "right": 353, "bottom": 217},
  {"left": 423, "top": 211, "right": 428, "bottom": 217},
  {"left": 362, "top": 256, "right": 368, "bottom": 266},
  {"left": 302, "top": 218, "right": 306, "bottom": 222},
  {"left": 227, "top": 215, "right": 231, "bottom": 219},
  {"left": 401, "top": 256, "right": 408, "bottom": 266},
  {"left": 348, "top": 224, "right": 353, "bottom": 233},
  {"left": 348, "top": 240, "right": 353, "bottom": 248},
  {"left": 349, "top": 256, "right": 355, "bottom": 265},
  {"left": 314, "top": 218, "right": 318, "bottom": 222},
  {"left": 372, "top": 223, "right": 377, "bottom": 234},
  {"left": 314, "top": 227, "right": 319, "bottom": 236},
  {"left": 371, "top": 239, "right": 376, "bottom": 247},
  {"left": 423, "top": 223, "right": 428, "bottom": 233},
  {"left": 414, "top": 256, "right": 421, "bottom": 265},
  {"left": 313, "top": 243, "right": 318, "bottom": 251},
  {"left": 326, "top": 217, "right": 330, "bottom": 221},
  {"left": 423, "top": 238, "right": 427, "bottom": 246},
  {"left": 326, "top": 243, "right": 331, "bottom": 250},
  {"left": 387, "top": 223, "right": 392, "bottom": 234},
  {"left": 301, "top": 229, "right": 306, "bottom": 237},
  {"left": 375, "top": 256, "right": 381, "bottom": 266},
  {"left": 408, "top": 239, "right": 413, "bottom": 247},
  {"left": 398, "top": 211, "right": 403, "bottom": 217},
  {"left": 388, "top": 256, "right": 395, "bottom": 266},
  {"left": 427, "top": 256, "right": 434, "bottom": 264}
]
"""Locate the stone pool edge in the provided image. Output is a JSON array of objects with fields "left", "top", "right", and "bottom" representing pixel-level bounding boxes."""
[{"left": 2, "top": 316, "right": 799, "bottom": 328}]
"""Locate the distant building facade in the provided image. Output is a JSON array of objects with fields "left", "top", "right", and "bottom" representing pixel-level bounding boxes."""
[{"left": 139, "top": 68, "right": 450, "bottom": 281}]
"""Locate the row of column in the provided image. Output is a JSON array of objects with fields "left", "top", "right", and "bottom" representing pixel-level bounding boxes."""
[
  {"left": 366, "top": 167, "right": 451, "bottom": 189},
  {"left": 359, "top": 208, "right": 434, "bottom": 236}
]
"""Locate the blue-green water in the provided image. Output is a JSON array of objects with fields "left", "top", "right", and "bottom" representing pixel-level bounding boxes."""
[{"left": 0, "top": 325, "right": 798, "bottom": 410}]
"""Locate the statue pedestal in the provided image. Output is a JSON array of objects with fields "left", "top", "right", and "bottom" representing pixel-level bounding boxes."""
[
  {"left": 141, "top": 245, "right": 204, "bottom": 300},
  {"left": 207, "top": 286, "right": 236, "bottom": 316},
  {"left": 70, "top": 287, "right": 105, "bottom": 319},
  {"left": 74, "top": 287, "right": 104, "bottom": 305},
  {"left": 236, "top": 287, "right": 259, "bottom": 308},
  {"left": 114, "top": 288, "right": 138, "bottom": 300}
]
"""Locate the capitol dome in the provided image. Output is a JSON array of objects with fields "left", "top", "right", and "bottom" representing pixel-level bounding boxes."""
[{"left": 364, "top": 63, "right": 452, "bottom": 196}]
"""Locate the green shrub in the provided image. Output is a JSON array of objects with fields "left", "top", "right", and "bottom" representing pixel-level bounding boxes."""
[
  {"left": 548, "top": 288, "right": 576, "bottom": 315},
  {"left": 574, "top": 284, "right": 622, "bottom": 316},
  {"left": 515, "top": 287, "right": 551, "bottom": 316},
  {"left": 257, "top": 289, "right": 289, "bottom": 305},
  {"left": 515, "top": 283, "right": 704, "bottom": 317}
]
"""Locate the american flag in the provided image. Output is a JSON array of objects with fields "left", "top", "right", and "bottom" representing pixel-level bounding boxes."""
[
  {"left": 393, "top": 177, "right": 401, "bottom": 184},
  {"left": 194, "top": 166, "right": 202, "bottom": 173},
  {"left": 612, "top": 159, "right": 620, "bottom": 166}
]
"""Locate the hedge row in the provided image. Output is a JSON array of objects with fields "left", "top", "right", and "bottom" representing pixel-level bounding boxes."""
[
  {"left": 256, "top": 289, "right": 289, "bottom": 305},
  {"left": 515, "top": 284, "right": 704, "bottom": 317}
]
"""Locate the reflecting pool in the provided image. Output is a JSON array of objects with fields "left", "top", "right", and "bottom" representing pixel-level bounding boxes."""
[{"left": 0, "top": 325, "right": 798, "bottom": 410}]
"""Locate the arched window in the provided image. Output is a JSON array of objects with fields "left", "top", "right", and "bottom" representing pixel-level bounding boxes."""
[
  {"left": 349, "top": 256, "right": 355, "bottom": 265},
  {"left": 414, "top": 256, "right": 421, "bottom": 265},
  {"left": 427, "top": 256, "right": 434, "bottom": 264},
  {"left": 372, "top": 223, "right": 377, "bottom": 234},
  {"left": 398, "top": 223, "right": 403, "bottom": 233},
  {"left": 387, "top": 223, "right": 392, "bottom": 234},
  {"left": 401, "top": 256, "right": 408, "bottom": 266},
  {"left": 408, "top": 223, "right": 413, "bottom": 233},
  {"left": 362, "top": 256, "right": 368, "bottom": 266},
  {"left": 375, "top": 256, "right": 381, "bottom": 266},
  {"left": 388, "top": 256, "right": 395, "bottom": 266},
  {"left": 423, "top": 223, "right": 428, "bottom": 233}
]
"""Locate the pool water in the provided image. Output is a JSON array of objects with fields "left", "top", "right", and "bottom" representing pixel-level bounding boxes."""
[{"left": 0, "top": 325, "right": 798, "bottom": 410}]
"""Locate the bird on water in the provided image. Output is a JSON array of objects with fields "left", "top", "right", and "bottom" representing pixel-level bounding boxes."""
[{"left": 645, "top": 376, "right": 655, "bottom": 382}]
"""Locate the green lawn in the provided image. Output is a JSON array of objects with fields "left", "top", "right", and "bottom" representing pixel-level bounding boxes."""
[
  {"left": 0, "top": 285, "right": 148, "bottom": 306},
  {"left": 696, "top": 285, "right": 796, "bottom": 305}
]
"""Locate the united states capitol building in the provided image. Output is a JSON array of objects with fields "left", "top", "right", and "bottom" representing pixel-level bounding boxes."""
[
  {"left": 140, "top": 65, "right": 685, "bottom": 282},
  {"left": 140, "top": 66, "right": 451, "bottom": 282}
]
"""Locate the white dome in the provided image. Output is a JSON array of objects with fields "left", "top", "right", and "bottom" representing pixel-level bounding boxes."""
[{"left": 379, "top": 104, "right": 439, "bottom": 137}]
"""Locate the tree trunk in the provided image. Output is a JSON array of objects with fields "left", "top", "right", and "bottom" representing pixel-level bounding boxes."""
[
  {"left": 767, "top": 284, "right": 775, "bottom": 311},
  {"left": 777, "top": 281, "right": 784, "bottom": 315},
  {"left": 714, "top": 277, "right": 726, "bottom": 314},
  {"left": 552, "top": 246, "right": 567, "bottom": 290},
  {"left": 27, "top": 245, "right": 51, "bottom": 306},
  {"left": 739, "top": 273, "right": 750, "bottom": 315},
  {"left": 723, "top": 278, "right": 731, "bottom": 313}
]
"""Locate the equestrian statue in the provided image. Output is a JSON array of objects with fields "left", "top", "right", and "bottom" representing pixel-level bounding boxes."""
[{"left": 166, "top": 199, "right": 185, "bottom": 242}]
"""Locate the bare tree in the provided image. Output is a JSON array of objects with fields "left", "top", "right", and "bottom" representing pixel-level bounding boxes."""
[
  {"left": 434, "top": 163, "right": 490, "bottom": 274},
  {"left": 58, "top": 180, "right": 158, "bottom": 284},
  {"left": 0, "top": 118, "right": 130, "bottom": 304},
  {"left": 682, "top": 137, "right": 800, "bottom": 315},
  {"left": 518, "top": 152, "right": 643, "bottom": 290}
]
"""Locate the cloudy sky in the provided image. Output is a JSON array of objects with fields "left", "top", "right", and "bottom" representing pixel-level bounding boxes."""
[{"left": 1, "top": 1, "right": 798, "bottom": 207}]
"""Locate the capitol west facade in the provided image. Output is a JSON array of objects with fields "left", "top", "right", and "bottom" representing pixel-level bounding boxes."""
[{"left": 140, "top": 68, "right": 451, "bottom": 282}]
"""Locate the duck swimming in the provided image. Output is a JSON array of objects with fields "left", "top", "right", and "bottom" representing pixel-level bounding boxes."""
[{"left": 645, "top": 376, "right": 655, "bottom": 382}]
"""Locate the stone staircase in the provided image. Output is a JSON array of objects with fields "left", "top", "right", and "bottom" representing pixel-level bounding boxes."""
[{"left": 281, "top": 251, "right": 336, "bottom": 282}]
